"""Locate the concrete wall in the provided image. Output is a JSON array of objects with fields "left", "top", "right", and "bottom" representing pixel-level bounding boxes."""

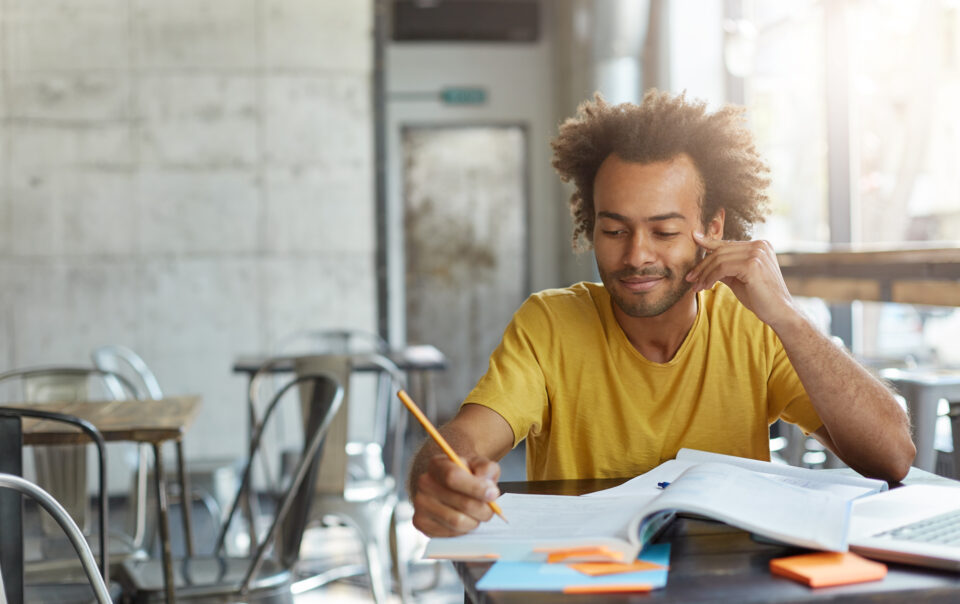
[{"left": 0, "top": 1, "right": 376, "bottom": 484}]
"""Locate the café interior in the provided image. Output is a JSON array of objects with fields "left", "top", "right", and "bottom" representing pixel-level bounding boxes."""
[{"left": 1, "top": 0, "right": 959, "bottom": 602}]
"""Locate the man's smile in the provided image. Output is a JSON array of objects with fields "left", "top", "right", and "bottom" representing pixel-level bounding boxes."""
[{"left": 619, "top": 275, "right": 665, "bottom": 293}]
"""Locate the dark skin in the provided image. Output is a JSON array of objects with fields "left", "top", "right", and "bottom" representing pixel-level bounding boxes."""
[{"left": 408, "top": 153, "right": 915, "bottom": 538}]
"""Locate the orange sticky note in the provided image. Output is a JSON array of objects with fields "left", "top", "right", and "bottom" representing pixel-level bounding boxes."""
[
  {"left": 534, "top": 546, "right": 624, "bottom": 563},
  {"left": 770, "top": 552, "right": 887, "bottom": 588},
  {"left": 567, "top": 560, "right": 666, "bottom": 576},
  {"left": 426, "top": 553, "right": 500, "bottom": 561},
  {"left": 563, "top": 583, "right": 653, "bottom": 594}
]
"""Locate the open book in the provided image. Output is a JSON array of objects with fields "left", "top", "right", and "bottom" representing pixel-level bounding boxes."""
[{"left": 424, "top": 449, "right": 888, "bottom": 563}]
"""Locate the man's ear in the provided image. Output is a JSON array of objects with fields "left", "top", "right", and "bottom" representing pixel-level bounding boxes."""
[{"left": 706, "top": 208, "right": 725, "bottom": 240}]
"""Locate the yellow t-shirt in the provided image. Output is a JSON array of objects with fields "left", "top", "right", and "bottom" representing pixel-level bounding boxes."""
[{"left": 465, "top": 281, "right": 822, "bottom": 481}]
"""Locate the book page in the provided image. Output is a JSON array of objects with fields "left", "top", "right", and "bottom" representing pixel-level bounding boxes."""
[
  {"left": 582, "top": 459, "right": 696, "bottom": 498},
  {"left": 424, "top": 492, "right": 657, "bottom": 561},
  {"left": 465, "top": 493, "right": 651, "bottom": 540},
  {"left": 675, "top": 449, "right": 887, "bottom": 498},
  {"left": 629, "top": 462, "right": 850, "bottom": 551}
]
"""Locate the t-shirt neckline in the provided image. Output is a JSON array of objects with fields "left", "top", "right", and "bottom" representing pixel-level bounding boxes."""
[{"left": 602, "top": 287, "right": 706, "bottom": 368}]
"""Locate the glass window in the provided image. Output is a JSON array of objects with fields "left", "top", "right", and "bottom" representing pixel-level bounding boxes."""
[
  {"left": 740, "top": 0, "right": 960, "bottom": 366},
  {"left": 740, "top": 1, "right": 828, "bottom": 248}
]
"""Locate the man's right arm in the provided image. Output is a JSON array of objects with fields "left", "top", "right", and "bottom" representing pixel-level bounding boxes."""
[{"left": 408, "top": 403, "right": 516, "bottom": 537}]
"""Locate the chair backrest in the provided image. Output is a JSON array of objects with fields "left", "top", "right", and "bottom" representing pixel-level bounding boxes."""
[
  {"left": 216, "top": 372, "right": 343, "bottom": 591},
  {"left": 0, "top": 366, "right": 139, "bottom": 403},
  {"left": 0, "top": 367, "right": 139, "bottom": 400},
  {"left": 275, "top": 329, "right": 392, "bottom": 446},
  {"left": 261, "top": 330, "right": 402, "bottom": 491},
  {"left": 287, "top": 353, "right": 405, "bottom": 495},
  {"left": 90, "top": 345, "right": 164, "bottom": 400},
  {"left": 0, "top": 473, "right": 112, "bottom": 604}
]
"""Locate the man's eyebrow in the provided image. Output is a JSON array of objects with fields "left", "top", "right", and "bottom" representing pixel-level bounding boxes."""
[
  {"left": 645, "top": 212, "right": 687, "bottom": 223},
  {"left": 596, "top": 211, "right": 629, "bottom": 221},
  {"left": 596, "top": 211, "right": 687, "bottom": 223}
]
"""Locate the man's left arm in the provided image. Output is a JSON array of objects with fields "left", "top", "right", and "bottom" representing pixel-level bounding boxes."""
[{"left": 687, "top": 233, "right": 916, "bottom": 482}]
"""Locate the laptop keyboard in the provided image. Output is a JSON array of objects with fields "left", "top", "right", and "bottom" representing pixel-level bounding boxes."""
[{"left": 874, "top": 509, "right": 960, "bottom": 546}]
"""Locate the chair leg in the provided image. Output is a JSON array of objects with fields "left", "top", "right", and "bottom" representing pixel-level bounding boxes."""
[
  {"left": 362, "top": 531, "right": 390, "bottom": 604},
  {"left": 389, "top": 504, "right": 413, "bottom": 604},
  {"left": 340, "top": 497, "right": 396, "bottom": 604}
]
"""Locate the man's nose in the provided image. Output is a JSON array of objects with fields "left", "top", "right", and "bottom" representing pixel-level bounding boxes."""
[{"left": 623, "top": 232, "right": 656, "bottom": 267}]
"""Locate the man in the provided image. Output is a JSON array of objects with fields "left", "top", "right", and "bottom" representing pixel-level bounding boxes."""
[{"left": 408, "top": 90, "right": 915, "bottom": 538}]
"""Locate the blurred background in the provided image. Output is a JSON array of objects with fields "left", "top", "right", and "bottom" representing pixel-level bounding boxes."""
[
  {"left": 1, "top": 0, "right": 960, "bottom": 600},
  {"left": 4, "top": 0, "right": 958, "bottom": 475}
]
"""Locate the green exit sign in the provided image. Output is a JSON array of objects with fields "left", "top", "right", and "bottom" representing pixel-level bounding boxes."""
[{"left": 440, "top": 87, "right": 487, "bottom": 105}]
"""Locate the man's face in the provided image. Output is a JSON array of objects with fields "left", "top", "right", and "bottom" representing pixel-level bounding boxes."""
[{"left": 593, "top": 153, "right": 717, "bottom": 318}]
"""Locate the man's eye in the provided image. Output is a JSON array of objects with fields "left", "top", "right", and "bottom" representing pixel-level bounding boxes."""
[
  {"left": 655, "top": 232, "right": 680, "bottom": 238},
  {"left": 602, "top": 230, "right": 626, "bottom": 236}
]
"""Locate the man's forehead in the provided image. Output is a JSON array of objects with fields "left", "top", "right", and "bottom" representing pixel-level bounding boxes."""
[
  {"left": 595, "top": 153, "right": 703, "bottom": 195},
  {"left": 593, "top": 162, "right": 703, "bottom": 223}
]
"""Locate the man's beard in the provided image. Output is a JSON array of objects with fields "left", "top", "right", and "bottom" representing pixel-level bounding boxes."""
[{"left": 599, "top": 255, "right": 701, "bottom": 318}]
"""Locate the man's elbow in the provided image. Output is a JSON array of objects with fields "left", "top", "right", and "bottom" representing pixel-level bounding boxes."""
[
  {"left": 887, "top": 436, "right": 916, "bottom": 483},
  {"left": 871, "top": 431, "right": 915, "bottom": 483}
]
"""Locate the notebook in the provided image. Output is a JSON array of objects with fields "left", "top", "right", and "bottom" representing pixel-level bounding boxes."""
[
  {"left": 849, "top": 484, "right": 960, "bottom": 571},
  {"left": 425, "top": 452, "right": 874, "bottom": 563}
]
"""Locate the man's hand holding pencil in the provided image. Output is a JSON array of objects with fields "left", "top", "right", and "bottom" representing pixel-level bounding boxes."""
[{"left": 400, "top": 390, "right": 508, "bottom": 537}]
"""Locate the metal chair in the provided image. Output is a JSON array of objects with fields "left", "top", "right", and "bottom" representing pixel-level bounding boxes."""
[
  {"left": 0, "top": 474, "right": 113, "bottom": 604},
  {"left": 0, "top": 368, "right": 142, "bottom": 562},
  {"left": 0, "top": 407, "right": 116, "bottom": 603},
  {"left": 90, "top": 345, "right": 164, "bottom": 401},
  {"left": 273, "top": 330, "right": 397, "bottom": 484},
  {"left": 118, "top": 372, "right": 344, "bottom": 603},
  {"left": 252, "top": 345, "right": 410, "bottom": 603},
  {"left": 90, "top": 345, "right": 222, "bottom": 557}
]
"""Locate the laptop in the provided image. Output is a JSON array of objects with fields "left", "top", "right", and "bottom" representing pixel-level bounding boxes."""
[{"left": 849, "top": 484, "right": 960, "bottom": 571}]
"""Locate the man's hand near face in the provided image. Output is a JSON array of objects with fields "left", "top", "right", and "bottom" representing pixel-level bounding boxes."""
[{"left": 685, "top": 232, "right": 797, "bottom": 330}]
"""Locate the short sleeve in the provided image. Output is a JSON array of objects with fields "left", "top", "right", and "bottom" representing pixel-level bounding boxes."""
[
  {"left": 767, "top": 333, "right": 823, "bottom": 435},
  {"left": 462, "top": 297, "right": 551, "bottom": 448}
]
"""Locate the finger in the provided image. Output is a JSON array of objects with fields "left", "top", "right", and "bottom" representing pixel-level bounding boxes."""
[
  {"left": 685, "top": 242, "right": 751, "bottom": 283},
  {"left": 692, "top": 230, "right": 724, "bottom": 251},
  {"left": 411, "top": 492, "right": 483, "bottom": 536},
  {"left": 469, "top": 457, "right": 502, "bottom": 484},
  {"left": 428, "top": 456, "right": 500, "bottom": 502},
  {"left": 413, "top": 474, "right": 495, "bottom": 534},
  {"left": 416, "top": 471, "right": 497, "bottom": 521},
  {"left": 688, "top": 248, "right": 756, "bottom": 289}
]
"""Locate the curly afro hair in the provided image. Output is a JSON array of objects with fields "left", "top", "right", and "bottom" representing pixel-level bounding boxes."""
[{"left": 551, "top": 89, "right": 771, "bottom": 250}]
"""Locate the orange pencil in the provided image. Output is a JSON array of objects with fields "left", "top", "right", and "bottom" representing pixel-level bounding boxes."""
[{"left": 397, "top": 389, "right": 508, "bottom": 523}]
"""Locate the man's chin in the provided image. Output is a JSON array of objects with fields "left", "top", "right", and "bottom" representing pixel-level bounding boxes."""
[{"left": 611, "top": 283, "right": 693, "bottom": 318}]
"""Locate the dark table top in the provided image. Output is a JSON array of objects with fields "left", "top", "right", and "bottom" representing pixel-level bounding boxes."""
[{"left": 456, "top": 474, "right": 960, "bottom": 603}]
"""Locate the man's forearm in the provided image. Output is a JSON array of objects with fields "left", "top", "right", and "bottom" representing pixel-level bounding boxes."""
[{"left": 773, "top": 312, "right": 916, "bottom": 481}]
